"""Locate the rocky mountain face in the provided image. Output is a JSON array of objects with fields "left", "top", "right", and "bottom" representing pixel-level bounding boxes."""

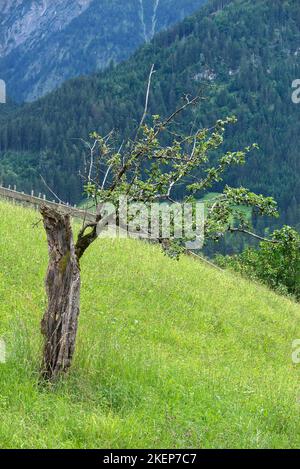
[
  {"left": 0, "top": 1, "right": 92, "bottom": 58},
  {"left": 0, "top": 0, "right": 206, "bottom": 102}
]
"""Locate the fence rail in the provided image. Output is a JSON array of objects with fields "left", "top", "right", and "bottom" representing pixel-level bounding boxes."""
[{"left": 0, "top": 184, "right": 95, "bottom": 222}]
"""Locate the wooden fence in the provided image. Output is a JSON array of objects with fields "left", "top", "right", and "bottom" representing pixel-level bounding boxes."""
[{"left": 0, "top": 184, "right": 95, "bottom": 222}]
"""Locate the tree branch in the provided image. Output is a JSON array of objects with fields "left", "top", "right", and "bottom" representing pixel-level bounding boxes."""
[
  {"left": 229, "top": 227, "right": 279, "bottom": 244},
  {"left": 137, "top": 64, "right": 155, "bottom": 134}
]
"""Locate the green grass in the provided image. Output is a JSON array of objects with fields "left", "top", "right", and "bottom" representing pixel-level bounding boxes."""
[{"left": 0, "top": 199, "right": 300, "bottom": 449}]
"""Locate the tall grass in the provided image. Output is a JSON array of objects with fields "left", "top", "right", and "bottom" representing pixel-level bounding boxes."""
[{"left": 0, "top": 200, "right": 300, "bottom": 448}]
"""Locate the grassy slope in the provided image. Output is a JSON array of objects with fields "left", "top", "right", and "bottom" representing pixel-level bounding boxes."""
[{"left": 0, "top": 200, "right": 300, "bottom": 449}]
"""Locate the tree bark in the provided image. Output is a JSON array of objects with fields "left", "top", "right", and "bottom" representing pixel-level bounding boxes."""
[{"left": 40, "top": 205, "right": 81, "bottom": 381}]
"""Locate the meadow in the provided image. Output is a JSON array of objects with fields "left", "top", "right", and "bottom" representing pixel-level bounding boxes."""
[{"left": 0, "top": 200, "right": 300, "bottom": 448}]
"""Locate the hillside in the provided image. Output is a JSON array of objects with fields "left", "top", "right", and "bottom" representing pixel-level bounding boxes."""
[
  {"left": 0, "top": 0, "right": 299, "bottom": 232},
  {"left": 0, "top": 199, "right": 300, "bottom": 448},
  {"left": 0, "top": 0, "right": 207, "bottom": 102}
]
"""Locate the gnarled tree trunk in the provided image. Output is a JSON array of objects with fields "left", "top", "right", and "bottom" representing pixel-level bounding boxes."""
[{"left": 40, "top": 206, "right": 81, "bottom": 381}]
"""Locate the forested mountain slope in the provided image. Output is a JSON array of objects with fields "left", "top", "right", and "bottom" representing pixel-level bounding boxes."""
[
  {"left": 0, "top": 0, "right": 299, "bottom": 230},
  {"left": 0, "top": 0, "right": 207, "bottom": 102}
]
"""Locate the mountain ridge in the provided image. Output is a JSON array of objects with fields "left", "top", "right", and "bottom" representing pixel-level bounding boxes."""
[{"left": 0, "top": 0, "right": 207, "bottom": 102}]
